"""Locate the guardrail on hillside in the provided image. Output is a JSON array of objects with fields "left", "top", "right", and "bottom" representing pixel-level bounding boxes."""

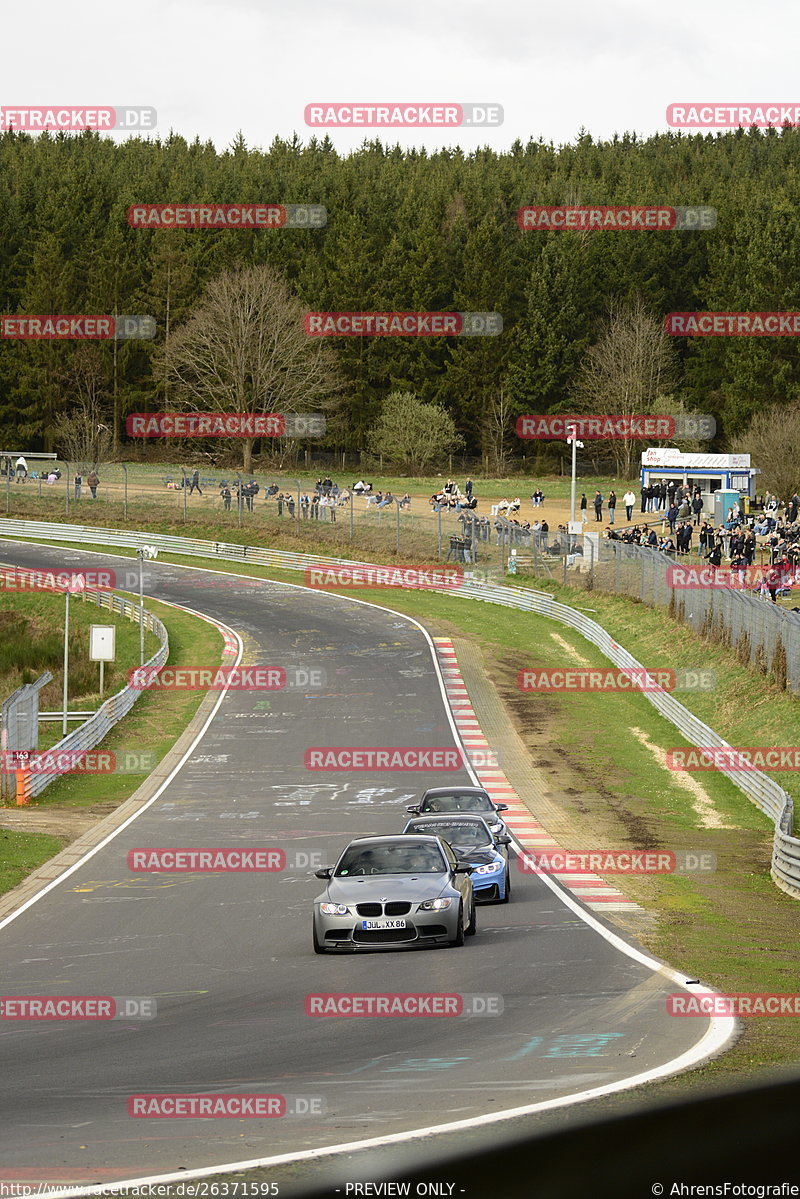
[
  {"left": 1, "top": 516, "right": 797, "bottom": 899},
  {"left": 8, "top": 584, "right": 169, "bottom": 800}
]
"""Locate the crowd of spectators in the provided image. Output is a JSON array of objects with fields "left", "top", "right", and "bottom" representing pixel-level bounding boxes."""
[{"left": 603, "top": 487, "right": 800, "bottom": 600}]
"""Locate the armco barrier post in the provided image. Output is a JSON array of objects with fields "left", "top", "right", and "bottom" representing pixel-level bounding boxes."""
[{"left": 15, "top": 769, "right": 29, "bottom": 806}]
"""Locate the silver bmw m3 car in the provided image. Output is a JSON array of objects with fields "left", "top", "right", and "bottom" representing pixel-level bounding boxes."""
[{"left": 312, "top": 834, "right": 476, "bottom": 953}]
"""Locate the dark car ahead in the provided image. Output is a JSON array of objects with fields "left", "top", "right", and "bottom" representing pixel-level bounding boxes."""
[
  {"left": 312, "top": 835, "right": 476, "bottom": 953},
  {"left": 407, "top": 786, "right": 510, "bottom": 839},
  {"left": 402, "top": 813, "right": 512, "bottom": 903}
]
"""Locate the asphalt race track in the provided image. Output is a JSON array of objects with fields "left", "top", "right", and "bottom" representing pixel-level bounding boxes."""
[{"left": 0, "top": 542, "right": 721, "bottom": 1185}]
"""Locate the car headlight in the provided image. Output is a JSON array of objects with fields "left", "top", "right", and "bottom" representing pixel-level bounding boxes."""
[
  {"left": 474, "top": 861, "right": 503, "bottom": 874},
  {"left": 418, "top": 898, "right": 452, "bottom": 911},
  {"left": 319, "top": 903, "right": 351, "bottom": 915}
]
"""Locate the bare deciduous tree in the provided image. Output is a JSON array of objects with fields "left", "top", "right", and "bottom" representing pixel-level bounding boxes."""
[
  {"left": 481, "top": 386, "right": 514, "bottom": 477},
  {"left": 731, "top": 402, "right": 800, "bottom": 502},
  {"left": 157, "top": 265, "right": 345, "bottom": 471},
  {"left": 51, "top": 347, "right": 112, "bottom": 469},
  {"left": 570, "top": 296, "right": 679, "bottom": 479}
]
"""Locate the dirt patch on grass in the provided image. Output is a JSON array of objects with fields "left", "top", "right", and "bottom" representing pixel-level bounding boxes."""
[
  {"left": 629, "top": 726, "right": 738, "bottom": 831},
  {"left": 0, "top": 805, "right": 108, "bottom": 842}
]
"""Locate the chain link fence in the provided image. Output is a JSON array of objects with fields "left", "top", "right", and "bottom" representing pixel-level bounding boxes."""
[
  {"left": 0, "top": 672, "right": 52, "bottom": 802},
  {"left": 512, "top": 531, "right": 800, "bottom": 696},
  {"left": 0, "top": 462, "right": 516, "bottom": 570}
]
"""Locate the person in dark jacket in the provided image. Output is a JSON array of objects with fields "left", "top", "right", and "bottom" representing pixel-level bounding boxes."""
[{"left": 667, "top": 502, "right": 679, "bottom": 534}]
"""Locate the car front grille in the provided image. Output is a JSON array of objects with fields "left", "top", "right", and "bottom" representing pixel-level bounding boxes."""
[{"left": 355, "top": 902, "right": 412, "bottom": 917}]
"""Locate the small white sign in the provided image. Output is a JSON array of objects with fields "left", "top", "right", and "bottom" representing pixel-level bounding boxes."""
[
  {"left": 89, "top": 625, "right": 116, "bottom": 662},
  {"left": 568, "top": 521, "right": 583, "bottom": 535}
]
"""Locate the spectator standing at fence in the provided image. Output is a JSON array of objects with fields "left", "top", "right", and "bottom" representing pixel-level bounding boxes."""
[
  {"left": 580, "top": 493, "right": 588, "bottom": 524},
  {"left": 593, "top": 491, "right": 603, "bottom": 521},
  {"left": 691, "top": 493, "right": 704, "bottom": 525},
  {"left": 311, "top": 493, "right": 320, "bottom": 519},
  {"left": 464, "top": 477, "right": 473, "bottom": 501},
  {"left": 623, "top": 489, "right": 635, "bottom": 522},
  {"left": 87, "top": 469, "right": 99, "bottom": 499},
  {"left": 15, "top": 455, "right": 27, "bottom": 482},
  {"left": 277, "top": 492, "right": 284, "bottom": 516},
  {"left": 607, "top": 490, "right": 617, "bottom": 525},
  {"left": 286, "top": 494, "right": 295, "bottom": 518},
  {"left": 301, "top": 492, "right": 310, "bottom": 519},
  {"left": 189, "top": 468, "right": 202, "bottom": 495},
  {"left": 666, "top": 501, "right": 679, "bottom": 534},
  {"left": 704, "top": 541, "right": 722, "bottom": 569},
  {"left": 678, "top": 522, "right": 693, "bottom": 555},
  {"left": 640, "top": 484, "right": 647, "bottom": 514},
  {"left": 221, "top": 485, "right": 231, "bottom": 511},
  {"left": 73, "top": 472, "right": 82, "bottom": 500}
]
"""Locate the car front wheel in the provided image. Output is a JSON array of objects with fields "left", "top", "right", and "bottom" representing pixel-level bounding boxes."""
[
  {"left": 466, "top": 897, "right": 477, "bottom": 936},
  {"left": 447, "top": 903, "right": 465, "bottom": 948}
]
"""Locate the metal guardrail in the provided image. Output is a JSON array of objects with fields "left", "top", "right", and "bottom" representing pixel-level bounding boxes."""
[
  {"left": 20, "top": 587, "right": 168, "bottom": 799},
  {"left": 1, "top": 516, "right": 797, "bottom": 899}
]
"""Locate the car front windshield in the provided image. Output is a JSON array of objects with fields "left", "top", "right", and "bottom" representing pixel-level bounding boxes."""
[
  {"left": 409, "top": 821, "right": 492, "bottom": 848},
  {"left": 422, "top": 794, "right": 495, "bottom": 815},
  {"left": 335, "top": 843, "right": 447, "bottom": 876}
]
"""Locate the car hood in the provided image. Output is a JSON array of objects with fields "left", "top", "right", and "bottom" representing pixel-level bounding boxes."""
[
  {"left": 323, "top": 873, "right": 452, "bottom": 904},
  {"left": 453, "top": 847, "right": 500, "bottom": 867}
]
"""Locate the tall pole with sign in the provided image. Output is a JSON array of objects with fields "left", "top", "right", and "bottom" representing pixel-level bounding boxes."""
[{"left": 63, "top": 574, "right": 86, "bottom": 735}]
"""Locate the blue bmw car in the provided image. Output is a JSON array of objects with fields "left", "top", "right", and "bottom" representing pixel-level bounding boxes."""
[{"left": 401, "top": 813, "right": 512, "bottom": 903}]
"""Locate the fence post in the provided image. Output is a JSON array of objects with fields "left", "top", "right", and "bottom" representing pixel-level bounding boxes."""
[{"left": 640, "top": 555, "right": 645, "bottom": 603}]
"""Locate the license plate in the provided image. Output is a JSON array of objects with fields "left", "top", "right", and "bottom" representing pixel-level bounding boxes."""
[{"left": 361, "top": 918, "right": 406, "bottom": 930}]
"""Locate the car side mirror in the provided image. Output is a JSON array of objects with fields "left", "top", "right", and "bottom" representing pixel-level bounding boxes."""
[
  {"left": 494, "top": 803, "right": 509, "bottom": 812},
  {"left": 496, "top": 835, "right": 511, "bottom": 845},
  {"left": 406, "top": 805, "right": 420, "bottom": 814},
  {"left": 454, "top": 864, "right": 471, "bottom": 873},
  {"left": 314, "top": 867, "right": 332, "bottom": 879}
]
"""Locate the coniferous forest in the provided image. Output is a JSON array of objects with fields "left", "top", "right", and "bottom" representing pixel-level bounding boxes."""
[{"left": 1, "top": 126, "right": 799, "bottom": 458}]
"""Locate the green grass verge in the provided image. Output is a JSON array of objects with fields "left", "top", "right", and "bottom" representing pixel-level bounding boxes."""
[
  {"left": 21, "top": 595, "right": 223, "bottom": 809},
  {"left": 0, "top": 827, "right": 64, "bottom": 894},
  {"left": 0, "top": 589, "right": 161, "bottom": 722}
]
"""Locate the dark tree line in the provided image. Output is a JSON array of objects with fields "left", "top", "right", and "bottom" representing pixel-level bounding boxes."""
[{"left": 1, "top": 126, "right": 800, "bottom": 459}]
